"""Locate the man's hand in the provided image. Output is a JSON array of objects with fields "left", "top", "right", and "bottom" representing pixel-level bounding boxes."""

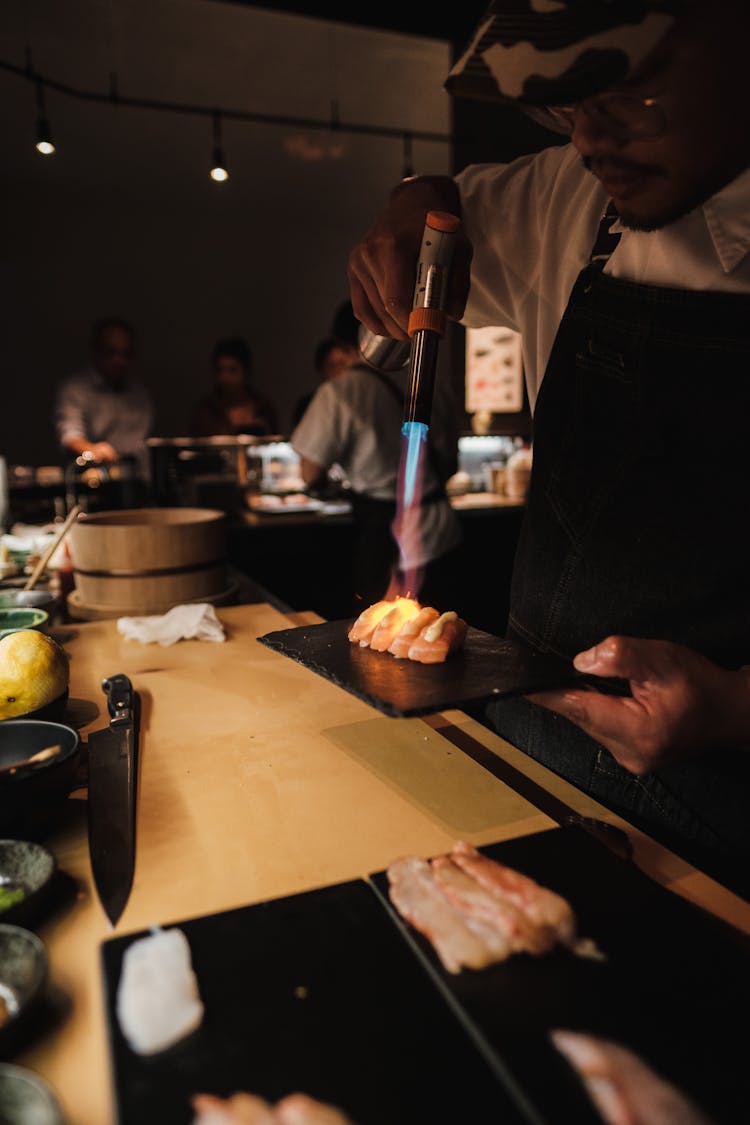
[
  {"left": 87, "top": 440, "right": 119, "bottom": 463},
  {"left": 347, "top": 175, "right": 471, "bottom": 339},
  {"left": 526, "top": 636, "right": 750, "bottom": 774}
]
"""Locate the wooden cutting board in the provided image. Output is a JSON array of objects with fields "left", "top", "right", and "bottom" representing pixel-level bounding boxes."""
[{"left": 101, "top": 827, "right": 749, "bottom": 1125}]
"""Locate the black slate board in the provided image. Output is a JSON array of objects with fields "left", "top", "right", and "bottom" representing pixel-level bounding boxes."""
[
  {"left": 371, "top": 827, "right": 750, "bottom": 1125},
  {"left": 257, "top": 619, "right": 628, "bottom": 717},
  {"left": 101, "top": 880, "right": 527, "bottom": 1125},
  {"left": 101, "top": 827, "right": 750, "bottom": 1125}
]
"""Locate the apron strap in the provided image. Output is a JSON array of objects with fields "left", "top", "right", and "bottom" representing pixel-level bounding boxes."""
[{"left": 588, "top": 199, "right": 621, "bottom": 270}]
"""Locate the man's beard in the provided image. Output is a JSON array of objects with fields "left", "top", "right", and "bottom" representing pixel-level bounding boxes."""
[{"left": 582, "top": 153, "right": 749, "bottom": 231}]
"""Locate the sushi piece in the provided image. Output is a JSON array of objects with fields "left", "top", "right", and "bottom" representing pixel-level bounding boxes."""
[
  {"left": 368, "top": 598, "right": 421, "bottom": 652},
  {"left": 387, "top": 855, "right": 510, "bottom": 973},
  {"left": 431, "top": 854, "right": 553, "bottom": 956},
  {"left": 406, "top": 611, "right": 468, "bottom": 664},
  {"left": 451, "top": 841, "right": 576, "bottom": 946},
  {"left": 387, "top": 605, "right": 440, "bottom": 659},
  {"left": 347, "top": 600, "right": 392, "bottom": 646},
  {"left": 116, "top": 926, "right": 204, "bottom": 1055},
  {"left": 191, "top": 1092, "right": 353, "bottom": 1124}
]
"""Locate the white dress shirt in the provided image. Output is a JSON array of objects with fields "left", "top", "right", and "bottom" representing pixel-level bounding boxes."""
[{"left": 456, "top": 146, "right": 750, "bottom": 409}]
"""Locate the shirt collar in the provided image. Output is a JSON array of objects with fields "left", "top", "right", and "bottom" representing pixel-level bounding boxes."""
[
  {"left": 610, "top": 165, "right": 750, "bottom": 274},
  {"left": 702, "top": 166, "right": 750, "bottom": 274}
]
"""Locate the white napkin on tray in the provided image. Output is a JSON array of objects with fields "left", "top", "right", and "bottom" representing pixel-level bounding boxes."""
[{"left": 117, "top": 603, "right": 226, "bottom": 646}]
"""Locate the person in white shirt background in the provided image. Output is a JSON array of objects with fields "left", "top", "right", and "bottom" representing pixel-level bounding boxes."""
[
  {"left": 54, "top": 316, "right": 154, "bottom": 479},
  {"left": 347, "top": 0, "right": 750, "bottom": 898}
]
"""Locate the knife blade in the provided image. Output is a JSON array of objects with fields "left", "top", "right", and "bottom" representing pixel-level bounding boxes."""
[{"left": 87, "top": 673, "right": 138, "bottom": 926}]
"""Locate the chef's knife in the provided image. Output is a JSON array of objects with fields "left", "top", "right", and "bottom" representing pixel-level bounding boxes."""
[{"left": 88, "top": 674, "right": 138, "bottom": 926}]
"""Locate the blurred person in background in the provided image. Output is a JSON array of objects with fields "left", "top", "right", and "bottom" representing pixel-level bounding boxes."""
[
  {"left": 291, "top": 335, "right": 360, "bottom": 428},
  {"left": 191, "top": 337, "right": 278, "bottom": 438},
  {"left": 54, "top": 317, "right": 153, "bottom": 478}
]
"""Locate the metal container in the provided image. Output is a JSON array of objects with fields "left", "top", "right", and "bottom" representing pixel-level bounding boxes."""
[{"left": 357, "top": 325, "right": 410, "bottom": 373}]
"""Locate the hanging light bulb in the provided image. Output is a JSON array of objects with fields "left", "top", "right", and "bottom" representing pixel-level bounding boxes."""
[
  {"left": 210, "top": 111, "right": 229, "bottom": 182},
  {"left": 35, "top": 81, "right": 55, "bottom": 156}
]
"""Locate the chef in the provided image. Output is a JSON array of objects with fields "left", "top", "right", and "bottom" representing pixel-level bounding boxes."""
[{"left": 347, "top": 0, "right": 750, "bottom": 892}]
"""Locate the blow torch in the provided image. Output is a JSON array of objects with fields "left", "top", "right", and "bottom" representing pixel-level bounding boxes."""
[{"left": 401, "top": 209, "right": 461, "bottom": 505}]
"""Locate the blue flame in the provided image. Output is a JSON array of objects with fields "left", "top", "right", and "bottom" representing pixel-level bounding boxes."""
[{"left": 401, "top": 421, "right": 428, "bottom": 508}]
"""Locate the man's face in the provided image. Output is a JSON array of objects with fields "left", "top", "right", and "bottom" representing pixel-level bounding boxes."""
[
  {"left": 214, "top": 357, "right": 247, "bottom": 393},
  {"left": 93, "top": 326, "right": 134, "bottom": 386},
  {"left": 569, "top": 10, "right": 750, "bottom": 230}
]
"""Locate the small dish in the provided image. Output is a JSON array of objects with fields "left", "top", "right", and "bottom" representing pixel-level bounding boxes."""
[
  {"left": 0, "top": 842, "right": 56, "bottom": 927},
  {"left": 0, "top": 722, "right": 80, "bottom": 837},
  {"left": 0, "top": 1063, "right": 64, "bottom": 1124},
  {"left": 0, "top": 591, "right": 58, "bottom": 614},
  {"left": 0, "top": 925, "right": 48, "bottom": 1053},
  {"left": 0, "top": 609, "right": 49, "bottom": 641}
]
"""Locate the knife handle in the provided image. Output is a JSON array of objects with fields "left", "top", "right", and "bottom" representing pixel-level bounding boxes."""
[{"left": 103, "top": 674, "right": 134, "bottom": 726}]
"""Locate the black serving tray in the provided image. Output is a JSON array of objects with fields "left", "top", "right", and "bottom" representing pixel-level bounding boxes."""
[
  {"left": 101, "top": 827, "right": 749, "bottom": 1125},
  {"left": 257, "top": 619, "right": 629, "bottom": 717}
]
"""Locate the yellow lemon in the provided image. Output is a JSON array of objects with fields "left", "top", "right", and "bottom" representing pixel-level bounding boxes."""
[{"left": 0, "top": 630, "right": 70, "bottom": 720}]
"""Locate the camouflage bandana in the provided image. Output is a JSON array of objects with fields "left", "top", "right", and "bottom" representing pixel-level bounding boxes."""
[{"left": 445, "top": 0, "right": 683, "bottom": 107}]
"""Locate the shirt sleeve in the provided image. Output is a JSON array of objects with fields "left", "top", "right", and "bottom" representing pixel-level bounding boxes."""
[
  {"left": 290, "top": 380, "right": 351, "bottom": 469},
  {"left": 54, "top": 378, "right": 89, "bottom": 446}
]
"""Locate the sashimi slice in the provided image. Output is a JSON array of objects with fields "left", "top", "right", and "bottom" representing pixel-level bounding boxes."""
[
  {"left": 388, "top": 605, "right": 440, "bottom": 658},
  {"left": 387, "top": 855, "right": 506, "bottom": 973},
  {"left": 347, "top": 600, "right": 392, "bottom": 646},
  {"left": 116, "top": 926, "right": 204, "bottom": 1056},
  {"left": 431, "top": 855, "right": 554, "bottom": 956},
  {"left": 407, "top": 611, "right": 468, "bottom": 664},
  {"left": 451, "top": 841, "right": 577, "bottom": 946},
  {"left": 369, "top": 598, "right": 421, "bottom": 652}
]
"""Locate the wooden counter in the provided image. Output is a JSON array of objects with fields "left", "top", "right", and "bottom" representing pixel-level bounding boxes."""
[{"left": 17, "top": 603, "right": 750, "bottom": 1124}]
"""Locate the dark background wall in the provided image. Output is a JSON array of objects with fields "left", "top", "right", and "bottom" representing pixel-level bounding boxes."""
[{"left": 0, "top": 1, "right": 558, "bottom": 470}]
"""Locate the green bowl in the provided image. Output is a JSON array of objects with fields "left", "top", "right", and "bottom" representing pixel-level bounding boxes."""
[
  {"left": 0, "top": 1064, "right": 64, "bottom": 1125},
  {"left": 0, "top": 610, "right": 48, "bottom": 641}
]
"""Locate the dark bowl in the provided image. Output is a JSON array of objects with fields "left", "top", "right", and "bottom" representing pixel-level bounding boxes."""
[
  {"left": 0, "top": 1064, "right": 64, "bottom": 1124},
  {"left": 0, "top": 610, "right": 48, "bottom": 641},
  {"left": 0, "top": 592, "right": 59, "bottom": 614},
  {"left": 0, "top": 842, "right": 56, "bottom": 928},
  {"left": 0, "top": 925, "right": 48, "bottom": 1055},
  {"left": 0, "top": 723, "right": 81, "bottom": 839}
]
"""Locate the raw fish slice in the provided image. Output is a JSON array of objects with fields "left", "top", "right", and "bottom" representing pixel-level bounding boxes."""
[
  {"left": 116, "top": 926, "right": 204, "bottom": 1056},
  {"left": 192, "top": 1093, "right": 277, "bottom": 1124},
  {"left": 388, "top": 605, "right": 440, "bottom": 658},
  {"left": 369, "top": 598, "right": 421, "bottom": 652},
  {"left": 275, "top": 1093, "right": 354, "bottom": 1124},
  {"left": 451, "top": 841, "right": 577, "bottom": 946},
  {"left": 407, "top": 611, "right": 468, "bottom": 664},
  {"left": 431, "top": 855, "right": 554, "bottom": 956},
  {"left": 347, "top": 600, "right": 392, "bottom": 646},
  {"left": 387, "top": 855, "right": 507, "bottom": 973},
  {"left": 191, "top": 1093, "right": 353, "bottom": 1125}
]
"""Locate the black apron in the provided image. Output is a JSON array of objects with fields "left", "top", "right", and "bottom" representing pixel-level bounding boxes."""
[{"left": 477, "top": 204, "right": 750, "bottom": 888}]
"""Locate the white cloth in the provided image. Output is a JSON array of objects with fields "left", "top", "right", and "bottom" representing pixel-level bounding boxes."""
[
  {"left": 290, "top": 362, "right": 463, "bottom": 569},
  {"left": 456, "top": 147, "right": 750, "bottom": 409},
  {"left": 117, "top": 603, "right": 226, "bottom": 646}
]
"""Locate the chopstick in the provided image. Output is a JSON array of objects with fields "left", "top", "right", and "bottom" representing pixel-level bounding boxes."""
[
  {"left": 23, "top": 504, "right": 82, "bottom": 592},
  {"left": 0, "top": 744, "right": 62, "bottom": 777}
]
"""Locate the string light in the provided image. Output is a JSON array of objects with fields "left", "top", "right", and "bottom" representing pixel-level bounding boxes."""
[
  {"left": 209, "top": 111, "right": 229, "bottom": 182},
  {"left": 1, "top": 58, "right": 452, "bottom": 178},
  {"left": 35, "top": 80, "right": 55, "bottom": 156}
]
